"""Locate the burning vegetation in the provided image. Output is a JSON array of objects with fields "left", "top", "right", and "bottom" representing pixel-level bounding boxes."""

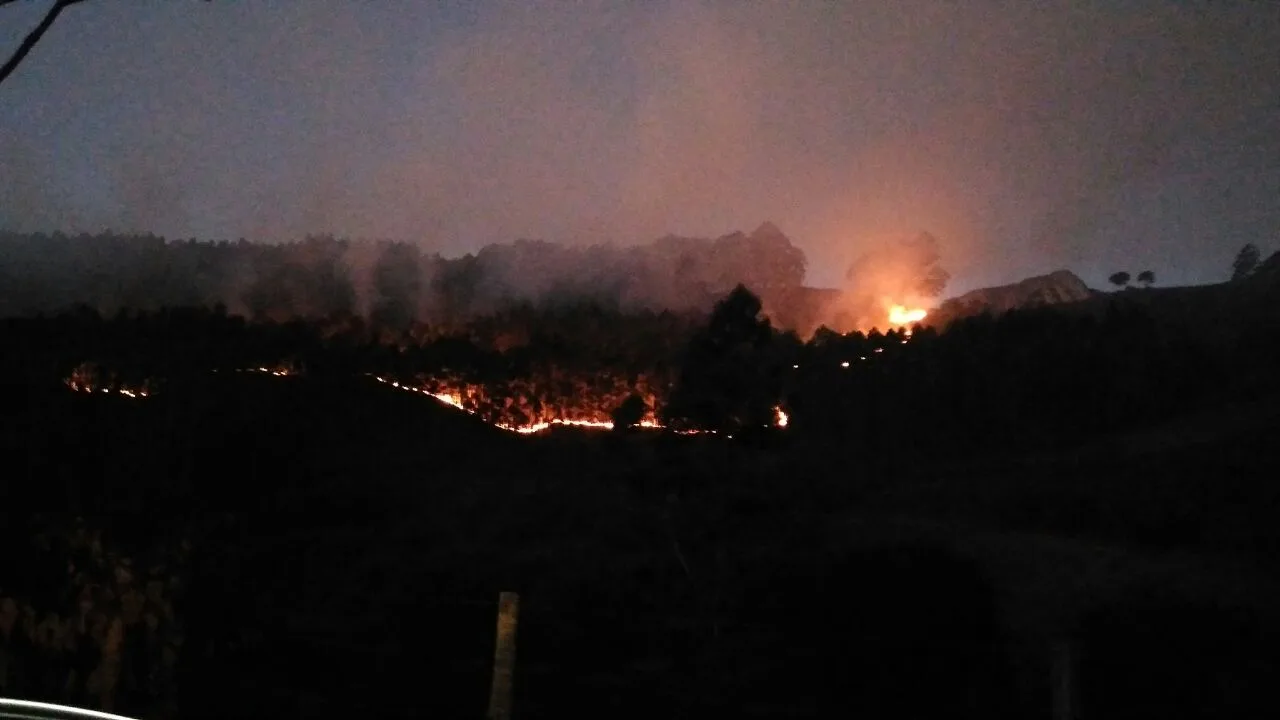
[
  {"left": 59, "top": 358, "right": 795, "bottom": 435},
  {"left": 372, "top": 373, "right": 667, "bottom": 434},
  {"left": 888, "top": 305, "right": 928, "bottom": 327},
  {"left": 26, "top": 229, "right": 1261, "bottom": 454},
  {"left": 372, "top": 373, "right": 791, "bottom": 435},
  {"left": 64, "top": 361, "right": 156, "bottom": 398},
  {"left": 15, "top": 223, "right": 946, "bottom": 439}
]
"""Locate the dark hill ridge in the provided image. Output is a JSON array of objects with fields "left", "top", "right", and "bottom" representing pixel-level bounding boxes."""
[
  {"left": 0, "top": 371, "right": 522, "bottom": 512},
  {"left": 1250, "top": 249, "right": 1280, "bottom": 284},
  {"left": 922, "top": 252, "right": 1280, "bottom": 343}
]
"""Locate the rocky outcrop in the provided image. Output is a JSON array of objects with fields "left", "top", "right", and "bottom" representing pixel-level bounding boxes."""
[{"left": 935, "top": 270, "right": 1095, "bottom": 322}]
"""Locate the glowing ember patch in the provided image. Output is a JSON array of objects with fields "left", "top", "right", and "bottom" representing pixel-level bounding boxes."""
[
  {"left": 63, "top": 370, "right": 792, "bottom": 435},
  {"left": 65, "top": 363, "right": 291, "bottom": 399},
  {"left": 888, "top": 304, "right": 927, "bottom": 327},
  {"left": 65, "top": 363, "right": 156, "bottom": 398},
  {"left": 374, "top": 375, "right": 787, "bottom": 435},
  {"left": 431, "top": 391, "right": 465, "bottom": 409},
  {"left": 239, "top": 366, "right": 298, "bottom": 377}
]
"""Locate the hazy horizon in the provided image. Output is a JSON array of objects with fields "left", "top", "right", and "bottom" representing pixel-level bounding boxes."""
[{"left": 3, "top": 1, "right": 1278, "bottom": 295}]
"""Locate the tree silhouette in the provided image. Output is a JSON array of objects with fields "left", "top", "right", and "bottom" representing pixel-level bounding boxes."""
[
  {"left": 660, "top": 285, "right": 781, "bottom": 432},
  {"left": 1137, "top": 270, "right": 1155, "bottom": 288},
  {"left": 1109, "top": 271, "right": 1131, "bottom": 289},
  {"left": 611, "top": 393, "right": 647, "bottom": 432},
  {"left": 1232, "top": 244, "right": 1260, "bottom": 282}
]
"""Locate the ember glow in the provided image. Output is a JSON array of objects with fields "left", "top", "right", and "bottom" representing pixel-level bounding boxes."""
[
  {"left": 374, "top": 376, "right": 785, "bottom": 436},
  {"left": 64, "top": 362, "right": 154, "bottom": 398},
  {"left": 888, "top": 304, "right": 928, "bottom": 327},
  {"left": 64, "top": 362, "right": 300, "bottom": 398},
  {"left": 378, "top": 374, "right": 664, "bottom": 431},
  {"left": 376, "top": 375, "right": 663, "bottom": 434},
  {"left": 59, "top": 362, "right": 786, "bottom": 436},
  {"left": 248, "top": 366, "right": 295, "bottom": 377}
]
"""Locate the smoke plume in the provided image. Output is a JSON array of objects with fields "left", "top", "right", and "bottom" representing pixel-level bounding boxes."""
[
  {"left": 1, "top": 2, "right": 1276, "bottom": 291},
  {"left": 0, "top": 224, "right": 820, "bottom": 332}
]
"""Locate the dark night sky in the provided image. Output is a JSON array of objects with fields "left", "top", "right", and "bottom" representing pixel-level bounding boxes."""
[{"left": 2, "top": 0, "right": 1277, "bottom": 293}]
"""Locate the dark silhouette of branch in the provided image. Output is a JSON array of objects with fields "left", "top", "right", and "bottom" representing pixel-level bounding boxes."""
[
  {"left": 0, "top": 0, "right": 90, "bottom": 87},
  {"left": 2, "top": 0, "right": 213, "bottom": 88}
]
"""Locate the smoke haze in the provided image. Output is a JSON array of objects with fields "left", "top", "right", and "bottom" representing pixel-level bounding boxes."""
[
  {"left": 0, "top": 226, "right": 814, "bottom": 330},
  {"left": 2, "top": 1, "right": 1278, "bottom": 293}
]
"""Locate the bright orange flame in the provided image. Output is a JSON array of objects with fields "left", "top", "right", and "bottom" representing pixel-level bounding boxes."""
[
  {"left": 774, "top": 406, "right": 789, "bottom": 428},
  {"left": 888, "top": 305, "right": 927, "bottom": 327}
]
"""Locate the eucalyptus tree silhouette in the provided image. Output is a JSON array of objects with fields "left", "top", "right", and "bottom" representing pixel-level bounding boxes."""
[{"left": 660, "top": 285, "right": 785, "bottom": 433}]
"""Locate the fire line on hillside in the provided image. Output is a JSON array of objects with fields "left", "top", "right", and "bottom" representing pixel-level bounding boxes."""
[
  {"left": 59, "top": 362, "right": 793, "bottom": 436},
  {"left": 58, "top": 300, "right": 924, "bottom": 436},
  {"left": 371, "top": 375, "right": 790, "bottom": 435}
]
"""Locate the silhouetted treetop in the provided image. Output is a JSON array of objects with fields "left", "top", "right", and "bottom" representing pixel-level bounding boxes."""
[
  {"left": 611, "top": 393, "right": 648, "bottom": 432},
  {"left": 1232, "top": 244, "right": 1260, "bottom": 282},
  {"left": 661, "top": 285, "right": 788, "bottom": 432}
]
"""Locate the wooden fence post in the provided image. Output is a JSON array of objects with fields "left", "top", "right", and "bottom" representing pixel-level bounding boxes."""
[
  {"left": 1052, "top": 637, "right": 1077, "bottom": 720},
  {"left": 487, "top": 591, "right": 520, "bottom": 720}
]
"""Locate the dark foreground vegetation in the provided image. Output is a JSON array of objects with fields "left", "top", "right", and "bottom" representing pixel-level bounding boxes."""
[{"left": 3, "top": 251, "right": 1280, "bottom": 719}]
